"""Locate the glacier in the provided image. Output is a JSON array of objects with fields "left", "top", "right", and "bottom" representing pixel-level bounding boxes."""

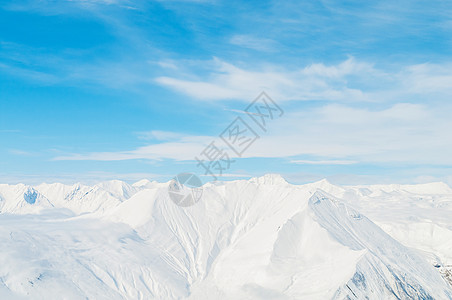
[{"left": 0, "top": 174, "right": 451, "bottom": 299}]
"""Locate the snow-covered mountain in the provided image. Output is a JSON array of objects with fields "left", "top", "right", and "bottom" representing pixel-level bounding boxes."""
[{"left": 0, "top": 175, "right": 451, "bottom": 299}]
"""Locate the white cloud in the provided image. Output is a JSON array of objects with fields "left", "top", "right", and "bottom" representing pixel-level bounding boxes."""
[
  {"left": 290, "top": 160, "right": 358, "bottom": 165},
  {"left": 247, "top": 102, "right": 452, "bottom": 165},
  {"left": 155, "top": 76, "right": 243, "bottom": 100},
  {"left": 53, "top": 135, "right": 213, "bottom": 161},
  {"left": 51, "top": 58, "right": 452, "bottom": 167},
  {"left": 155, "top": 57, "right": 372, "bottom": 102},
  {"left": 9, "top": 149, "right": 35, "bottom": 156},
  {"left": 135, "top": 130, "right": 186, "bottom": 141},
  {"left": 154, "top": 58, "right": 452, "bottom": 104},
  {"left": 53, "top": 100, "right": 452, "bottom": 166},
  {"left": 229, "top": 35, "right": 279, "bottom": 52},
  {"left": 401, "top": 63, "right": 452, "bottom": 94}
]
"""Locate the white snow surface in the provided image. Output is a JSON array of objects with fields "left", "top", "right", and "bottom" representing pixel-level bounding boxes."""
[{"left": 0, "top": 175, "right": 451, "bottom": 299}]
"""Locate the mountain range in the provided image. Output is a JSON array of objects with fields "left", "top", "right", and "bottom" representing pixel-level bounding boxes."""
[{"left": 0, "top": 174, "right": 451, "bottom": 299}]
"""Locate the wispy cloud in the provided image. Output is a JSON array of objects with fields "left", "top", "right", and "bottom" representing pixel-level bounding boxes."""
[
  {"left": 2, "top": 0, "right": 138, "bottom": 14},
  {"left": 155, "top": 57, "right": 452, "bottom": 105},
  {"left": 290, "top": 160, "right": 358, "bottom": 165},
  {"left": 52, "top": 100, "right": 452, "bottom": 166},
  {"left": 155, "top": 57, "right": 372, "bottom": 101},
  {"left": 135, "top": 130, "right": 186, "bottom": 141},
  {"left": 53, "top": 134, "right": 213, "bottom": 161},
  {"left": 229, "top": 35, "right": 279, "bottom": 52},
  {"left": 0, "top": 62, "right": 59, "bottom": 84},
  {"left": 246, "top": 102, "right": 452, "bottom": 164},
  {"left": 8, "top": 149, "right": 35, "bottom": 156}
]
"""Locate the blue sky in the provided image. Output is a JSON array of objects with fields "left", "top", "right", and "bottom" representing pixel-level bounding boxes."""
[{"left": 1, "top": 0, "right": 452, "bottom": 185}]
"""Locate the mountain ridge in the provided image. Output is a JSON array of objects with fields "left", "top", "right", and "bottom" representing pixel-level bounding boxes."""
[{"left": 0, "top": 175, "right": 451, "bottom": 299}]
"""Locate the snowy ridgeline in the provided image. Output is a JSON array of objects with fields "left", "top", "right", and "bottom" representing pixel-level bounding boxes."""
[{"left": 0, "top": 175, "right": 452, "bottom": 299}]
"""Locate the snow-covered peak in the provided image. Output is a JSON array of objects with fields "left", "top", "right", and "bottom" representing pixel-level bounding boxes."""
[
  {"left": 95, "top": 180, "right": 137, "bottom": 200},
  {"left": 401, "top": 182, "right": 452, "bottom": 194},
  {"left": 132, "top": 179, "right": 161, "bottom": 189},
  {"left": 311, "top": 178, "right": 334, "bottom": 187},
  {"left": 249, "top": 173, "right": 288, "bottom": 185},
  {"left": 351, "top": 181, "right": 452, "bottom": 195},
  {"left": 95, "top": 179, "right": 130, "bottom": 191},
  {"left": 132, "top": 179, "right": 152, "bottom": 187},
  {"left": 307, "top": 192, "right": 451, "bottom": 299},
  {"left": 0, "top": 184, "right": 53, "bottom": 214},
  {"left": 306, "top": 178, "right": 346, "bottom": 197}
]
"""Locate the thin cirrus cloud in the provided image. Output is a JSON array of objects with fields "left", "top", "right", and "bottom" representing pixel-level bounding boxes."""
[
  {"left": 154, "top": 57, "right": 452, "bottom": 103},
  {"left": 290, "top": 160, "right": 358, "bottom": 165},
  {"left": 53, "top": 102, "right": 452, "bottom": 166},
  {"left": 155, "top": 57, "right": 372, "bottom": 102},
  {"left": 229, "top": 35, "right": 279, "bottom": 52},
  {"left": 8, "top": 149, "right": 35, "bottom": 156},
  {"left": 53, "top": 134, "right": 214, "bottom": 161},
  {"left": 251, "top": 103, "right": 451, "bottom": 164},
  {"left": 47, "top": 55, "right": 452, "bottom": 166},
  {"left": 135, "top": 130, "right": 186, "bottom": 141}
]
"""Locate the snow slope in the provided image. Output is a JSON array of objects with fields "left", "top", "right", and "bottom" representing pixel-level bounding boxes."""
[{"left": 0, "top": 175, "right": 451, "bottom": 299}]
